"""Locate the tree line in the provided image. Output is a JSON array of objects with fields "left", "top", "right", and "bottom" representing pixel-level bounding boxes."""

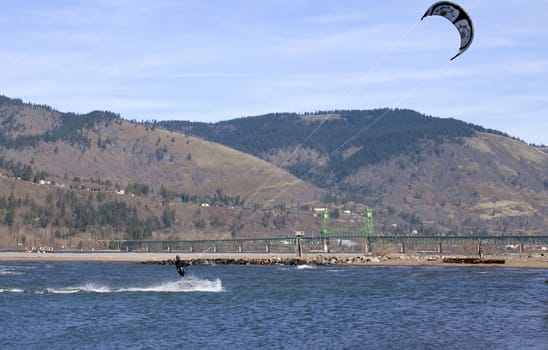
[
  {"left": 159, "top": 109, "right": 477, "bottom": 186},
  {"left": 0, "top": 189, "right": 158, "bottom": 240}
]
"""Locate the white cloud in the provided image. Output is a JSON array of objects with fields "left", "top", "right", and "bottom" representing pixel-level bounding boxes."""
[{"left": 0, "top": 1, "right": 547, "bottom": 144}]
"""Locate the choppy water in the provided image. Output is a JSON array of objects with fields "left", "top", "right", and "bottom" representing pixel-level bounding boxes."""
[{"left": 1, "top": 262, "right": 547, "bottom": 349}]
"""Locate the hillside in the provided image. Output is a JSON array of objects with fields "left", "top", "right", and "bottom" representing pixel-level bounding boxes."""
[
  {"left": 0, "top": 96, "right": 324, "bottom": 249},
  {"left": 343, "top": 132, "right": 548, "bottom": 234},
  {"left": 160, "top": 110, "right": 548, "bottom": 235},
  {"left": 0, "top": 95, "right": 546, "bottom": 250},
  {"left": 0, "top": 97, "right": 319, "bottom": 202},
  {"left": 160, "top": 110, "right": 479, "bottom": 185}
]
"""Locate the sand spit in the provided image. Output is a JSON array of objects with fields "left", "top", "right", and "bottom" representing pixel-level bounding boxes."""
[{"left": 0, "top": 251, "right": 547, "bottom": 269}]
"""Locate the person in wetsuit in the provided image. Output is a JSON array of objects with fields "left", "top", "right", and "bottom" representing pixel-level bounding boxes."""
[{"left": 175, "top": 255, "right": 187, "bottom": 277}]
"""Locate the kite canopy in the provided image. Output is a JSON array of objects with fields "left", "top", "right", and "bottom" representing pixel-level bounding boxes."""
[{"left": 421, "top": 1, "right": 474, "bottom": 60}]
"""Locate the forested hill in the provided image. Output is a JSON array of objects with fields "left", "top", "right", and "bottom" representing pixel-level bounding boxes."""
[
  {"left": 160, "top": 109, "right": 548, "bottom": 235},
  {"left": 159, "top": 109, "right": 479, "bottom": 185},
  {"left": 0, "top": 95, "right": 119, "bottom": 150},
  {"left": 0, "top": 95, "right": 323, "bottom": 248},
  {"left": 0, "top": 94, "right": 546, "bottom": 239}
]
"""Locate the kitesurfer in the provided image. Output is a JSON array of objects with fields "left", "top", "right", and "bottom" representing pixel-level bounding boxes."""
[{"left": 175, "top": 255, "right": 188, "bottom": 277}]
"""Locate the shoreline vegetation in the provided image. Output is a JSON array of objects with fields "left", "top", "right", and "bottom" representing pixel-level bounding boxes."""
[{"left": 0, "top": 251, "right": 547, "bottom": 269}]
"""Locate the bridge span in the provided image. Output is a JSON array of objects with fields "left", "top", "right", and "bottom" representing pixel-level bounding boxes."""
[{"left": 100, "top": 235, "right": 548, "bottom": 256}]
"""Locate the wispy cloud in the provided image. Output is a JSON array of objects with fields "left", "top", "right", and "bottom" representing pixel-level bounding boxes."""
[{"left": 0, "top": 1, "right": 547, "bottom": 144}]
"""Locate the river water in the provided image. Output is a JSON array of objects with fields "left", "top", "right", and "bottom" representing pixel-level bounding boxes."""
[{"left": 1, "top": 262, "right": 547, "bottom": 349}]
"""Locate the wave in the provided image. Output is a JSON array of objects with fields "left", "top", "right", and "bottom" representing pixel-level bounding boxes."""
[
  {"left": 296, "top": 264, "right": 316, "bottom": 270},
  {"left": 104, "top": 276, "right": 224, "bottom": 293},
  {"left": 0, "top": 276, "right": 224, "bottom": 294},
  {"left": 0, "top": 267, "right": 24, "bottom": 276},
  {"left": 0, "top": 288, "right": 24, "bottom": 293},
  {"left": 0, "top": 265, "right": 36, "bottom": 276}
]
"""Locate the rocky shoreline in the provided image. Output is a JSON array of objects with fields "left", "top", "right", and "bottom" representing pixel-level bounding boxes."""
[
  {"left": 1, "top": 251, "right": 547, "bottom": 269},
  {"left": 144, "top": 254, "right": 508, "bottom": 267}
]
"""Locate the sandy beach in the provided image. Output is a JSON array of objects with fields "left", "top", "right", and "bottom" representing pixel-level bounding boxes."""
[{"left": 1, "top": 251, "right": 547, "bottom": 269}]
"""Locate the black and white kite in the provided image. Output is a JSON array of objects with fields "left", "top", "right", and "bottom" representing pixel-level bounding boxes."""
[{"left": 421, "top": 1, "right": 474, "bottom": 60}]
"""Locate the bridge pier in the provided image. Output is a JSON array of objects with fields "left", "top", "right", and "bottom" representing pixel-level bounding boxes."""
[
  {"left": 400, "top": 242, "right": 406, "bottom": 254},
  {"left": 364, "top": 241, "right": 371, "bottom": 254},
  {"left": 295, "top": 231, "right": 304, "bottom": 257},
  {"left": 323, "top": 238, "right": 329, "bottom": 253}
]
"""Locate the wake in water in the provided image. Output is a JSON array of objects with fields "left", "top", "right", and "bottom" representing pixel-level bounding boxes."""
[
  {"left": 0, "top": 288, "right": 25, "bottom": 293},
  {"left": 0, "top": 266, "right": 23, "bottom": 276},
  {"left": 0, "top": 264, "right": 37, "bottom": 276},
  {"left": 0, "top": 275, "right": 224, "bottom": 294},
  {"left": 296, "top": 264, "right": 316, "bottom": 270}
]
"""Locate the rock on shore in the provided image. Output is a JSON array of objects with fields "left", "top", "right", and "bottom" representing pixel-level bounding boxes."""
[{"left": 142, "top": 255, "right": 408, "bottom": 266}]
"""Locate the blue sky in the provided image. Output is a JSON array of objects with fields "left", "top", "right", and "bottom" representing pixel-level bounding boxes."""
[{"left": 1, "top": 0, "right": 547, "bottom": 145}]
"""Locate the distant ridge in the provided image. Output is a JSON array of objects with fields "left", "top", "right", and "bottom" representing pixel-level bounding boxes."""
[
  {"left": 0, "top": 94, "right": 546, "bottom": 251},
  {"left": 0, "top": 95, "right": 323, "bottom": 248},
  {"left": 160, "top": 109, "right": 548, "bottom": 235}
]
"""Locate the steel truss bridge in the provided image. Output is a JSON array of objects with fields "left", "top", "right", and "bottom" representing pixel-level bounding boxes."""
[{"left": 100, "top": 235, "right": 548, "bottom": 255}]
